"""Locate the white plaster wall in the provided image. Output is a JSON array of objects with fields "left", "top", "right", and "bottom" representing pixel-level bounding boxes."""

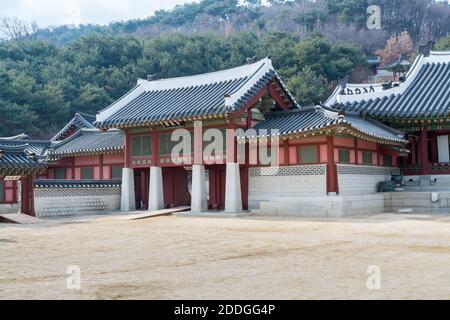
[
  {"left": 0, "top": 204, "right": 18, "bottom": 214},
  {"left": 337, "top": 165, "right": 398, "bottom": 195},
  {"left": 248, "top": 165, "right": 327, "bottom": 209},
  {"left": 34, "top": 187, "right": 121, "bottom": 217}
]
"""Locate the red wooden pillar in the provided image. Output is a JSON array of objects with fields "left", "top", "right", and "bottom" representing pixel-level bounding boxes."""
[
  {"left": 411, "top": 137, "right": 417, "bottom": 165},
  {"left": 209, "top": 166, "right": 219, "bottom": 210},
  {"left": 284, "top": 140, "right": 289, "bottom": 166},
  {"left": 20, "top": 176, "right": 35, "bottom": 216},
  {"left": 20, "top": 177, "right": 28, "bottom": 214},
  {"left": 421, "top": 130, "right": 430, "bottom": 175},
  {"left": 29, "top": 176, "right": 35, "bottom": 217},
  {"left": 99, "top": 154, "right": 104, "bottom": 180},
  {"left": 124, "top": 129, "right": 131, "bottom": 168},
  {"left": 240, "top": 167, "right": 249, "bottom": 211},
  {"left": 140, "top": 170, "right": 147, "bottom": 209},
  {"left": 71, "top": 157, "right": 76, "bottom": 179},
  {"left": 326, "top": 136, "right": 338, "bottom": 195},
  {"left": 430, "top": 132, "right": 438, "bottom": 163}
]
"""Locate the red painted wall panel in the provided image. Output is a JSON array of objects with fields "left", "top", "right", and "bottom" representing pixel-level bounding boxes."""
[
  {"left": 103, "top": 166, "right": 111, "bottom": 179},
  {"left": 288, "top": 147, "right": 297, "bottom": 164},
  {"left": 334, "top": 137, "right": 355, "bottom": 148},
  {"left": 357, "top": 139, "right": 377, "bottom": 151},
  {"left": 74, "top": 155, "right": 99, "bottom": 166},
  {"left": 320, "top": 144, "right": 328, "bottom": 163},
  {"left": 103, "top": 153, "right": 124, "bottom": 165}
]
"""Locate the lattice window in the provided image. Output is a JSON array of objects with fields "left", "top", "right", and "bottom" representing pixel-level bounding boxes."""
[
  {"left": 299, "top": 146, "right": 318, "bottom": 164},
  {"left": 383, "top": 155, "right": 392, "bottom": 167},
  {"left": 339, "top": 149, "right": 350, "bottom": 164},
  {"left": 362, "top": 151, "right": 373, "bottom": 165},
  {"left": 54, "top": 168, "right": 66, "bottom": 179},
  {"left": 131, "top": 135, "right": 152, "bottom": 157},
  {"left": 81, "top": 167, "right": 93, "bottom": 180},
  {"left": 111, "top": 166, "right": 123, "bottom": 180}
]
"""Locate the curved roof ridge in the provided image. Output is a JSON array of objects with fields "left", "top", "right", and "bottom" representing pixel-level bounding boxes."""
[
  {"left": 140, "top": 58, "right": 272, "bottom": 92},
  {"left": 51, "top": 113, "right": 95, "bottom": 142},
  {"left": 0, "top": 133, "right": 30, "bottom": 140},
  {"left": 326, "top": 51, "right": 450, "bottom": 107}
]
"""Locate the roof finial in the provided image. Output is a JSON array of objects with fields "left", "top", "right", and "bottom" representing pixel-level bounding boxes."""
[
  {"left": 338, "top": 74, "right": 350, "bottom": 95},
  {"left": 419, "top": 41, "right": 435, "bottom": 57},
  {"left": 246, "top": 56, "right": 257, "bottom": 64}
]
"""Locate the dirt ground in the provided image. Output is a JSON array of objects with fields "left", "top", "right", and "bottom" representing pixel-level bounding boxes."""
[{"left": 1, "top": 213, "right": 450, "bottom": 300}]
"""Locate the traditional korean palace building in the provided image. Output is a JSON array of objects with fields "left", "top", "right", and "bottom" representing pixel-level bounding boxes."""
[
  {"left": 326, "top": 50, "right": 450, "bottom": 183},
  {"left": 0, "top": 134, "right": 48, "bottom": 215},
  {"left": 1, "top": 49, "right": 449, "bottom": 218},
  {"left": 93, "top": 58, "right": 408, "bottom": 216}
]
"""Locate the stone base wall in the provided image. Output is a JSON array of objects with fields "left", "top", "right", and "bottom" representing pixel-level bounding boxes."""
[
  {"left": 337, "top": 165, "right": 400, "bottom": 195},
  {"left": 0, "top": 204, "right": 18, "bottom": 214},
  {"left": 252, "top": 194, "right": 387, "bottom": 218},
  {"left": 248, "top": 165, "right": 327, "bottom": 209},
  {"left": 34, "top": 183, "right": 121, "bottom": 217},
  {"left": 384, "top": 192, "right": 450, "bottom": 214}
]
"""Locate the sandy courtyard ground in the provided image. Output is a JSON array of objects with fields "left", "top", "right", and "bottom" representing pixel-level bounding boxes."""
[{"left": 1, "top": 213, "right": 450, "bottom": 300}]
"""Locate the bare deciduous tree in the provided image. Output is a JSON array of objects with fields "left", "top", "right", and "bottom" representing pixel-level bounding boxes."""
[{"left": 0, "top": 17, "right": 39, "bottom": 41}]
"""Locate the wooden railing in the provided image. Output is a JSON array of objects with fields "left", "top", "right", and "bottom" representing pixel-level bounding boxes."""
[
  {"left": 430, "top": 163, "right": 450, "bottom": 174},
  {"left": 400, "top": 163, "right": 450, "bottom": 175}
]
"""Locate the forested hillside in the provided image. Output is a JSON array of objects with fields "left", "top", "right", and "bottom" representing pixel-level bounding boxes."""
[
  {"left": 0, "top": 0, "right": 449, "bottom": 138},
  {"left": 36, "top": 0, "right": 450, "bottom": 51}
]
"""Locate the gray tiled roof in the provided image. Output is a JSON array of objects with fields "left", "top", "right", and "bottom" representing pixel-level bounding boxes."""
[
  {"left": 51, "top": 113, "right": 95, "bottom": 142},
  {"left": 94, "top": 58, "right": 299, "bottom": 129},
  {"left": 0, "top": 139, "right": 49, "bottom": 173},
  {"left": 35, "top": 179, "right": 121, "bottom": 188},
  {"left": 243, "top": 106, "right": 406, "bottom": 144},
  {"left": 50, "top": 129, "right": 124, "bottom": 158},
  {"left": 329, "top": 51, "right": 450, "bottom": 119},
  {"left": 383, "top": 55, "right": 411, "bottom": 70}
]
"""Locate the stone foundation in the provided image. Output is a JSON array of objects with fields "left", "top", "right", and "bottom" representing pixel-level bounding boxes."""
[
  {"left": 251, "top": 194, "right": 386, "bottom": 218},
  {"left": 0, "top": 204, "right": 18, "bottom": 214},
  {"left": 384, "top": 191, "right": 450, "bottom": 214}
]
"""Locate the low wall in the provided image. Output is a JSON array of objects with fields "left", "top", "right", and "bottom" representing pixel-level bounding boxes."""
[
  {"left": 248, "top": 164, "right": 327, "bottom": 209},
  {"left": 384, "top": 192, "right": 450, "bottom": 214},
  {"left": 0, "top": 204, "right": 18, "bottom": 214},
  {"left": 252, "top": 194, "right": 386, "bottom": 218},
  {"left": 34, "top": 180, "right": 121, "bottom": 217},
  {"left": 337, "top": 165, "right": 399, "bottom": 195}
]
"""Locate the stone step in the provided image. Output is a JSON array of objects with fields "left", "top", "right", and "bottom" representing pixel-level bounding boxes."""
[{"left": 0, "top": 214, "right": 44, "bottom": 224}]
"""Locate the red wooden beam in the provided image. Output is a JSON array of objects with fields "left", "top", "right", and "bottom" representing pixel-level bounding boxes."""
[
  {"left": 268, "top": 84, "right": 289, "bottom": 111},
  {"left": 232, "top": 87, "right": 267, "bottom": 118}
]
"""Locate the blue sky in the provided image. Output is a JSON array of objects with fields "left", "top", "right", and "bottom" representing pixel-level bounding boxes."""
[{"left": 0, "top": 0, "right": 195, "bottom": 27}]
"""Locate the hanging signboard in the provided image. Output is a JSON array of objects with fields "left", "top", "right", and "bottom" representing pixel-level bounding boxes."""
[{"left": 3, "top": 176, "right": 21, "bottom": 181}]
